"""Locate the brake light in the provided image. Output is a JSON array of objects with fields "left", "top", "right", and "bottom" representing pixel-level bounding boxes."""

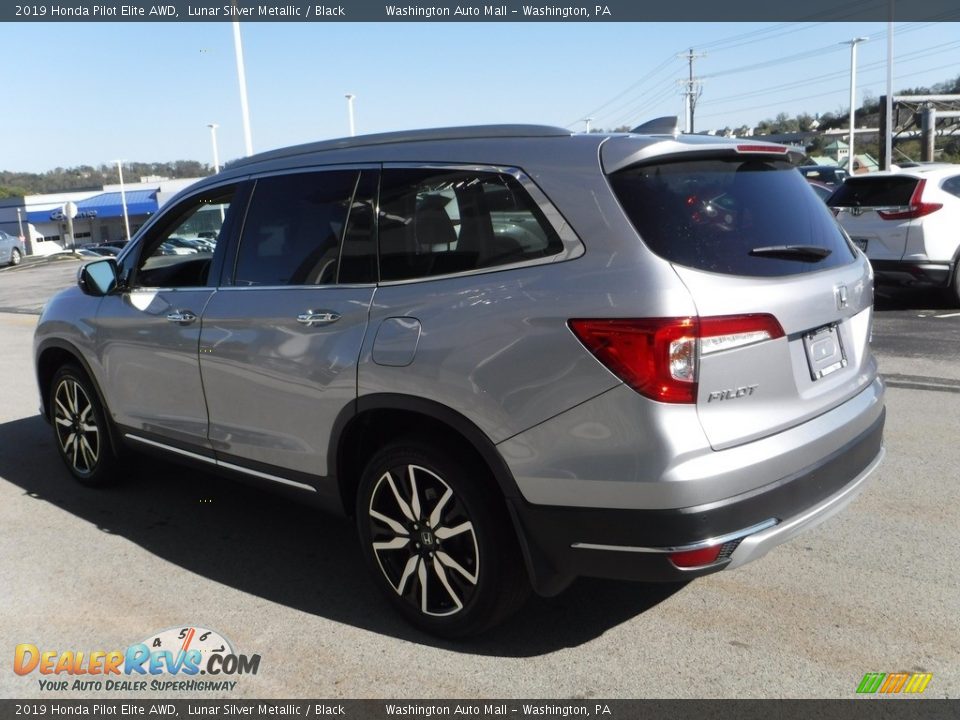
[
  {"left": 568, "top": 314, "right": 784, "bottom": 404},
  {"left": 877, "top": 179, "right": 943, "bottom": 220},
  {"left": 735, "top": 144, "right": 789, "bottom": 154}
]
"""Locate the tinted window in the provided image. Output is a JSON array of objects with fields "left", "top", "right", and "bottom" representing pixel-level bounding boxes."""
[
  {"left": 941, "top": 176, "right": 960, "bottom": 199},
  {"left": 609, "top": 156, "right": 856, "bottom": 277},
  {"left": 378, "top": 169, "right": 563, "bottom": 281},
  {"left": 234, "top": 171, "right": 361, "bottom": 286},
  {"left": 829, "top": 176, "right": 919, "bottom": 207}
]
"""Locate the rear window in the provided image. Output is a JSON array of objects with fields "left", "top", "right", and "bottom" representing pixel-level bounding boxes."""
[
  {"left": 609, "top": 156, "right": 856, "bottom": 277},
  {"left": 829, "top": 176, "right": 919, "bottom": 208}
]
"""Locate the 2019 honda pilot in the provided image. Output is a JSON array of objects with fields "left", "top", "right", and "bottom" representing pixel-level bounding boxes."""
[{"left": 34, "top": 124, "right": 885, "bottom": 636}]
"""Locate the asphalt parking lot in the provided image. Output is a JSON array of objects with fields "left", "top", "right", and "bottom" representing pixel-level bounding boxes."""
[{"left": 0, "top": 258, "right": 958, "bottom": 699}]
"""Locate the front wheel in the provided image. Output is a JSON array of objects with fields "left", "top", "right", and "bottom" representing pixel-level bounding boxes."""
[
  {"left": 50, "top": 365, "right": 118, "bottom": 486},
  {"left": 356, "top": 442, "right": 529, "bottom": 637},
  {"left": 9, "top": 247, "right": 21, "bottom": 266}
]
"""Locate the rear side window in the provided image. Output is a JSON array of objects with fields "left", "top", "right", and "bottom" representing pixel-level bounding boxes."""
[
  {"left": 234, "top": 170, "right": 375, "bottom": 286},
  {"left": 941, "top": 176, "right": 960, "bottom": 199},
  {"left": 378, "top": 168, "right": 564, "bottom": 282},
  {"left": 609, "top": 157, "right": 856, "bottom": 277},
  {"left": 829, "top": 176, "right": 919, "bottom": 207}
]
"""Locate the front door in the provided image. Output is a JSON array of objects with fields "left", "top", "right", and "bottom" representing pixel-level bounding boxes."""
[{"left": 94, "top": 184, "right": 240, "bottom": 452}]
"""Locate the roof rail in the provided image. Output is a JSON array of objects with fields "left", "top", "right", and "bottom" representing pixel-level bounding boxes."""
[{"left": 229, "top": 124, "right": 572, "bottom": 169}]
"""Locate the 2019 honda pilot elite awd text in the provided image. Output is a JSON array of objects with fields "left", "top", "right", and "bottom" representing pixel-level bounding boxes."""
[{"left": 34, "top": 125, "right": 885, "bottom": 637}]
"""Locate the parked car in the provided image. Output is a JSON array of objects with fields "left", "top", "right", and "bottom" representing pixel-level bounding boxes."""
[
  {"left": 799, "top": 165, "right": 849, "bottom": 186},
  {"left": 807, "top": 180, "right": 835, "bottom": 203},
  {"left": 85, "top": 245, "right": 120, "bottom": 257},
  {"left": 1, "top": 229, "right": 24, "bottom": 266},
  {"left": 34, "top": 124, "right": 885, "bottom": 637},
  {"left": 828, "top": 165, "right": 960, "bottom": 304}
]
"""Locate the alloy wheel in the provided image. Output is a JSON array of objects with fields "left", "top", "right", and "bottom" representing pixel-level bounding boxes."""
[
  {"left": 367, "top": 463, "right": 480, "bottom": 617},
  {"left": 53, "top": 377, "right": 101, "bottom": 476}
]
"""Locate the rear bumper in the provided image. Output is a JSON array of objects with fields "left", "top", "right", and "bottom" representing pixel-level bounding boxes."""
[
  {"left": 870, "top": 259, "right": 953, "bottom": 288},
  {"left": 508, "top": 408, "right": 885, "bottom": 596}
]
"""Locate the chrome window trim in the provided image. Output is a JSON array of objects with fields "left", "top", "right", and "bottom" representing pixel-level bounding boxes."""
[
  {"left": 124, "top": 433, "right": 317, "bottom": 493},
  {"left": 570, "top": 518, "right": 779, "bottom": 554}
]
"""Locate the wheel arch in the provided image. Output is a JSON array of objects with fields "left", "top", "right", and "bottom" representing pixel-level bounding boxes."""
[
  {"left": 35, "top": 338, "right": 124, "bottom": 457},
  {"left": 332, "top": 394, "right": 524, "bottom": 518}
]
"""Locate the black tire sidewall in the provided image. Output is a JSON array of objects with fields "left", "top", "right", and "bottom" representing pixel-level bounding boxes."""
[{"left": 356, "top": 441, "right": 523, "bottom": 638}]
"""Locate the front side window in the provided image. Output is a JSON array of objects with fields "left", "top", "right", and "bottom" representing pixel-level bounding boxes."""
[
  {"left": 233, "top": 170, "right": 367, "bottom": 287},
  {"left": 135, "top": 188, "right": 233, "bottom": 288},
  {"left": 378, "top": 168, "right": 564, "bottom": 282}
]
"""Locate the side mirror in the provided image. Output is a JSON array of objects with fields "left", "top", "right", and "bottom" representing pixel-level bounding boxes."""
[{"left": 78, "top": 259, "right": 120, "bottom": 297}]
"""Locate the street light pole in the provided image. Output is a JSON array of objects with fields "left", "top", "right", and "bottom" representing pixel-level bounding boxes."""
[
  {"left": 232, "top": 21, "right": 254, "bottom": 156},
  {"left": 345, "top": 94, "right": 356, "bottom": 136},
  {"left": 207, "top": 123, "right": 221, "bottom": 173},
  {"left": 842, "top": 36, "right": 869, "bottom": 174},
  {"left": 584, "top": 117, "right": 593, "bottom": 133},
  {"left": 117, "top": 160, "right": 131, "bottom": 243}
]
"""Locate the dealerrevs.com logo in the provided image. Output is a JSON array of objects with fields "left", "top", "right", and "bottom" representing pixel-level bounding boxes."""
[{"left": 13, "top": 627, "right": 261, "bottom": 692}]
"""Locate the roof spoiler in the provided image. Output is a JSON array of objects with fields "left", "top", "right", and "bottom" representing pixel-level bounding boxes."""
[{"left": 631, "top": 116, "right": 680, "bottom": 137}]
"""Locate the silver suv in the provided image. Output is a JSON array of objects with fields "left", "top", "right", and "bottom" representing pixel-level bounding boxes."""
[{"left": 34, "top": 125, "right": 885, "bottom": 637}]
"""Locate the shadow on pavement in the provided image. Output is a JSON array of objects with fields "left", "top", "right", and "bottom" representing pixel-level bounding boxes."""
[
  {"left": 874, "top": 287, "right": 955, "bottom": 312},
  {"left": 0, "top": 414, "right": 685, "bottom": 656}
]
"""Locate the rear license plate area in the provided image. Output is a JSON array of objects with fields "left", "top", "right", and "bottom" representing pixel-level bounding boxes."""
[{"left": 803, "top": 323, "right": 847, "bottom": 380}]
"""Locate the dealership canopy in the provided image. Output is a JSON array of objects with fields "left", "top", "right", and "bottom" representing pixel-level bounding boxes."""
[{"left": 26, "top": 190, "right": 158, "bottom": 223}]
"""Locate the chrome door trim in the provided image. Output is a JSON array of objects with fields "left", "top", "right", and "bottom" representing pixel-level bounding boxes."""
[{"left": 124, "top": 434, "right": 318, "bottom": 493}]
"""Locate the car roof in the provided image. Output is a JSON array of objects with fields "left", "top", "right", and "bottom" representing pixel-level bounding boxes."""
[{"left": 848, "top": 165, "right": 960, "bottom": 180}]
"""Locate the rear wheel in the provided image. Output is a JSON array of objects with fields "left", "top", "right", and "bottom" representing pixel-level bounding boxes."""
[
  {"left": 9, "top": 247, "right": 21, "bottom": 266},
  {"left": 356, "top": 441, "right": 529, "bottom": 637},
  {"left": 949, "top": 262, "right": 960, "bottom": 308},
  {"left": 50, "top": 365, "right": 118, "bottom": 486}
]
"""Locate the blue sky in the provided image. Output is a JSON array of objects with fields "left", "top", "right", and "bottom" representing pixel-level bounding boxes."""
[{"left": 2, "top": 21, "right": 958, "bottom": 172}]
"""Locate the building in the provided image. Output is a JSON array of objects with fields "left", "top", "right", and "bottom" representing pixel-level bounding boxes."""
[{"left": 0, "top": 177, "right": 204, "bottom": 256}]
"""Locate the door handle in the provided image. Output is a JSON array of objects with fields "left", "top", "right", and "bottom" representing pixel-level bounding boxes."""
[
  {"left": 166, "top": 310, "right": 198, "bottom": 325},
  {"left": 297, "top": 310, "right": 341, "bottom": 326}
]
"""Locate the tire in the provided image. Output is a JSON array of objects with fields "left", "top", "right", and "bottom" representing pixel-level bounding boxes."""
[
  {"left": 50, "top": 365, "right": 118, "bottom": 487},
  {"left": 356, "top": 441, "right": 529, "bottom": 638},
  {"left": 9, "top": 247, "right": 21, "bottom": 266},
  {"left": 949, "top": 262, "right": 960, "bottom": 308}
]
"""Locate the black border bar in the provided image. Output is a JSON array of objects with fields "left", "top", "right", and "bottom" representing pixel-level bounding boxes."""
[
  {"left": 4, "top": 0, "right": 960, "bottom": 22},
  {"left": 1, "top": 699, "right": 957, "bottom": 719}
]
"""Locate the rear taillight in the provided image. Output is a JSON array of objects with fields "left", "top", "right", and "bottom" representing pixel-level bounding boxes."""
[
  {"left": 876, "top": 179, "right": 943, "bottom": 220},
  {"left": 569, "top": 314, "right": 784, "bottom": 404}
]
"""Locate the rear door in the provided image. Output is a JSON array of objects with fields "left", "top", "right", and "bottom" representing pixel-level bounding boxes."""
[
  {"left": 607, "top": 150, "right": 875, "bottom": 450},
  {"left": 829, "top": 174, "right": 922, "bottom": 261},
  {"left": 198, "top": 168, "right": 378, "bottom": 483}
]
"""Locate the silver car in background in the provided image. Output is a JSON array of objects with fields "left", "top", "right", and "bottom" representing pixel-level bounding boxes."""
[
  {"left": 34, "top": 125, "right": 885, "bottom": 637},
  {"left": 1, "top": 229, "right": 24, "bottom": 266}
]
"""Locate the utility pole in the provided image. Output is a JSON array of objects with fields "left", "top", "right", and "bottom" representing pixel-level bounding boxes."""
[
  {"left": 842, "top": 37, "right": 869, "bottom": 174},
  {"left": 679, "top": 48, "right": 705, "bottom": 134}
]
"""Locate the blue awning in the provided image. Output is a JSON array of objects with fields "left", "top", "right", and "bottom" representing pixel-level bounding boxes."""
[{"left": 26, "top": 190, "right": 158, "bottom": 224}]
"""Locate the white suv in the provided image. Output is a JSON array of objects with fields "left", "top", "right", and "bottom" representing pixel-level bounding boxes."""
[{"left": 829, "top": 165, "right": 960, "bottom": 304}]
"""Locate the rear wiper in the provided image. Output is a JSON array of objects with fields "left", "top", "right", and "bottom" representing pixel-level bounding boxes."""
[{"left": 749, "top": 245, "right": 832, "bottom": 261}]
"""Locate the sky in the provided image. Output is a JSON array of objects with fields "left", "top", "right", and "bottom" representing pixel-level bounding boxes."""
[{"left": 2, "top": 20, "right": 959, "bottom": 173}]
